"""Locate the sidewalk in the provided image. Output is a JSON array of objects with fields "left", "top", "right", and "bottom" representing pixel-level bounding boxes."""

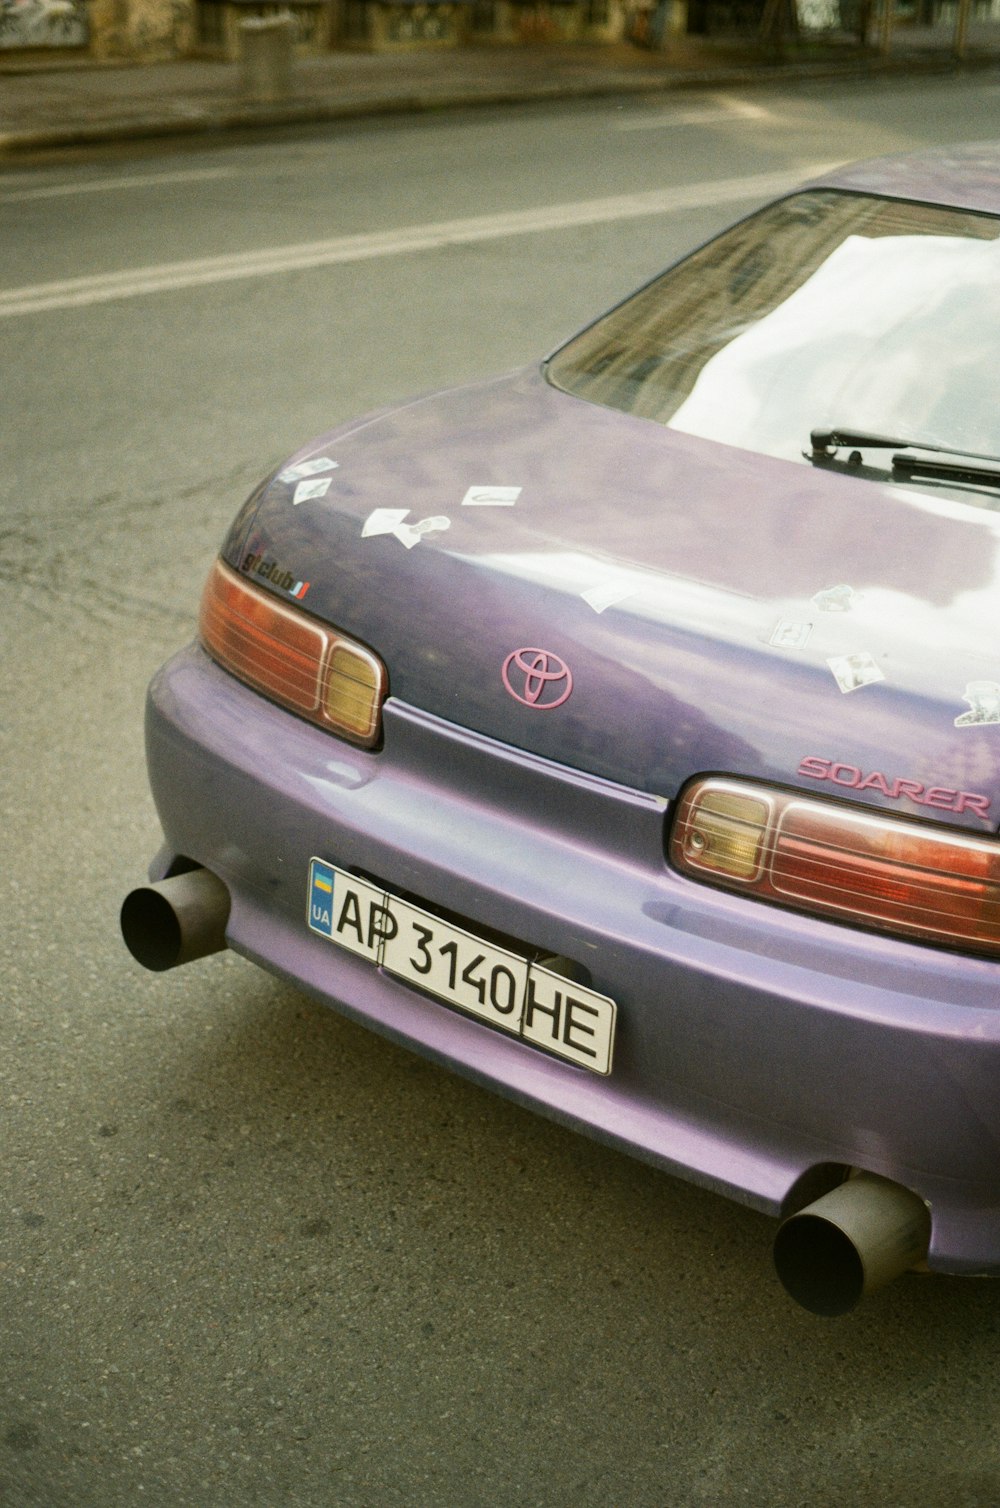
[{"left": 2, "top": 28, "right": 999, "bottom": 157}]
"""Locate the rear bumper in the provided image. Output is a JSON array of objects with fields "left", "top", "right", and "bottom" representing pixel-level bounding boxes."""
[{"left": 144, "top": 643, "right": 1000, "bottom": 1273}]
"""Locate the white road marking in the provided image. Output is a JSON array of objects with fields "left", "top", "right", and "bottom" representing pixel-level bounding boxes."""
[
  {"left": 616, "top": 93, "right": 784, "bottom": 131},
  {"left": 0, "top": 165, "right": 240, "bottom": 202},
  {"left": 0, "top": 161, "right": 841, "bottom": 319}
]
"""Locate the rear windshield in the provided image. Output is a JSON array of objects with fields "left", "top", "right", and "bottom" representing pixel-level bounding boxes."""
[{"left": 545, "top": 191, "right": 1000, "bottom": 482}]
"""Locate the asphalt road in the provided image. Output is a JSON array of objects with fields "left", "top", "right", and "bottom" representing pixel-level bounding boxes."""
[{"left": 4, "top": 74, "right": 1000, "bottom": 1507}]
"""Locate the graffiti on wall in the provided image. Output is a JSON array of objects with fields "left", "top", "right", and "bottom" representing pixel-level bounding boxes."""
[{"left": 0, "top": 0, "right": 89, "bottom": 45}]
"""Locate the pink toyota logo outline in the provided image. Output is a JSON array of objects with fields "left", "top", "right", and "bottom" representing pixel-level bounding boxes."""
[{"left": 501, "top": 647, "right": 574, "bottom": 710}]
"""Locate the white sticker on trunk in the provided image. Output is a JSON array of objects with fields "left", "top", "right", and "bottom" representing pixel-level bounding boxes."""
[
  {"left": 394, "top": 515, "right": 451, "bottom": 549},
  {"left": 293, "top": 477, "right": 333, "bottom": 505},
  {"left": 363, "top": 508, "right": 412, "bottom": 537},
  {"left": 581, "top": 580, "right": 635, "bottom": 614},
  {"left": 827, "top": 652, "right": 884, "bottom": 693},
  {"left": 280, "top": 457, "right": 339, "bottom": 483},
  {"left": 461, "top": 486, "right": 522, "bottom": 507},
  {"left": 812, "top": 584, "right": 857, "bottom": 613},
  {"left": 770, "top": 619, "right": 813, "bottom": 649},
  {"left": 363, "top": 509, "right": 450, "bottom": 548},
  {"left": 955, "top": 681, "right": 1000, "bottom": 727}
]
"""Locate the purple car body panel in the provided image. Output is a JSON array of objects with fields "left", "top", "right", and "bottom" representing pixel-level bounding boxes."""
[
  {"left": 140, "top": 145, "right": 1000, "bottom": 1275},
  {"left": 811, "top": 141, "right": 1000, "bottom": 213},
  {"left": 224, "top": 366, "right": 1000, "bottom": 826}
]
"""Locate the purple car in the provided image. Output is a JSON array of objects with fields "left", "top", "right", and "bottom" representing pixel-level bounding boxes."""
[{"left": 122, "top": 143, "right": 1000, "bottom": 1315}]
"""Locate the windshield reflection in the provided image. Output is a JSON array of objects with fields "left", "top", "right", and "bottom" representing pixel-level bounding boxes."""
[
  {"left": 547, "top": 191, "right": 1000, "bottom": 501},
  {"left": 670, "top": 231, "right": 1000, "bottom": 463}
]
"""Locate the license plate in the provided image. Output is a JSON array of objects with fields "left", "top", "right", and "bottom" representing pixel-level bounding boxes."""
[{"left": 307, "top": 860, "right": 616, "bottom": 1075}]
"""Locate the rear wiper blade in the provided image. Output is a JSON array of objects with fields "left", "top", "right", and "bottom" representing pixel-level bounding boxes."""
[
  {"left": 891, "top": 455, "right": 1000, "bottom": 489},
  {"left": 810, "top": 427, "right": 1000, "bottom": 466}
]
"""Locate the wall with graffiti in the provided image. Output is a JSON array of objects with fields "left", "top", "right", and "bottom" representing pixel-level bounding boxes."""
[{"left": 0, "top": 0, "right": 89, "bottom": 46}]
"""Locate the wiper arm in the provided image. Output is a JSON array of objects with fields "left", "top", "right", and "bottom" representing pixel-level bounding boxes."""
[
  {"left": 806, "top": 428, "right": 1000, "bottom": 495},
  {"left": 810, "top": 427, "right": 1000, "bottom": 466}
]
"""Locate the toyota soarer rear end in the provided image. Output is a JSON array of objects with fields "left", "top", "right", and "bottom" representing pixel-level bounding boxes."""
[{"left": 122, "top": 145, "right": 1000, "bottom": 1315}]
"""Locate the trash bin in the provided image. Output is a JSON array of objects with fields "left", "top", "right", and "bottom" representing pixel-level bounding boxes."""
[{"left": 239, "top": 13, "right": 295, "bottom": 103}]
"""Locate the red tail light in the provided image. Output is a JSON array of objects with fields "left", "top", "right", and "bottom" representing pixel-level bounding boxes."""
[
  {"left": 670, "top": 777, "right": 1000, "bottom": 957},
  {"left": 199, "top": 558, "right": 387, "bottom": 748}
]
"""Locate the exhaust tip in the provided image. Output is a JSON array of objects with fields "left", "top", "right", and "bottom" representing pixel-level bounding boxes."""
[
  {"left": 120, "top": 868, "right": 230, "bottom": 972},
  {"left": 773, "top": 1172, "right": 931, "bottom": 1316},
  {"left": 773, "top": 1213, "right": 865, "bottom": 1317},
  {"left": 121, "top": 885, "right": 185, "bottom": 971}
]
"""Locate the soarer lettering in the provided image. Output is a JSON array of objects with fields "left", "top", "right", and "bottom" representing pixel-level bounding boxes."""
[
  {"left": 830, "top": 763, "right": 861, "bottom": 786},
  {"left": 797, "top": 756, "right": 991, "bottom": 818}
]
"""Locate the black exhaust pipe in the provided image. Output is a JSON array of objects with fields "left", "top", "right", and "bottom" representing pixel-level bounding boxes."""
[
  {"left": 120, "top": 868, "right": 230, "bottom": 972},
  {"left": 773, "top": 1172, "right": 931, "bottom": 1316}
]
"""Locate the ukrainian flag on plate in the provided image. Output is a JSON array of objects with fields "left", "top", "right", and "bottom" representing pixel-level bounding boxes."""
[{"left": 308, "top": 859, "right": 336, "bottom": 937}]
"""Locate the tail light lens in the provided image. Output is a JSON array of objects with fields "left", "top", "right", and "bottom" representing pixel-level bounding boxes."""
[
  {"left": 199, "top": 558, "right": 387, "bottom": 747},
  {"left": 670, "top": 777, "right": 1000, "bottom": 957}
]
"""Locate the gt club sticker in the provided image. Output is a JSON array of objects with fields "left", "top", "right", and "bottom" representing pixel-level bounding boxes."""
[
  {"left": 242, "top": 552, "right": 309, "bottom": 599},
  {"left": 307, "top": 861, "right": 616, "bottom": 1074}
]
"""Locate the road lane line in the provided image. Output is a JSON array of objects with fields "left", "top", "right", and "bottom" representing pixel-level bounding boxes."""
[
  {"left": 616, "top": 93, "right": 784, "bottom": 131},
  {"left": 719, "top": 97, "right": 780, "bottom": 121},
  {"left": 0, "top": 166, "right": 241, "bottom": 202},
  {"left": 616, "top": 107, "right": 732, "bottom": 130},
  {"left": 0, "top": 161, "right": 841, "bottom": 319}
]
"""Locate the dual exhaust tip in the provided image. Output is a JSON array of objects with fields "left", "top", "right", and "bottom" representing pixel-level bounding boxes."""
[
  {"left": 120, "top": 867, "right": 931, "bottom": 1314},
  {"left": 773, "top": 1172, "right": 931, "bottom": 1316},
  {"left": 120, "top": 867, "right": 230, "bottom": 974}
]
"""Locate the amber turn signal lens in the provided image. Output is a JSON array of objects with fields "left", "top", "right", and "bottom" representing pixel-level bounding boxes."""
[
  {"left": 325, "top": 642, "right": 384, "bottom": 742},
  {"left": 670, "top": 776, "right": 1000, "bottom": 958},
  {"left": 199, "top": 558, "right": 386, "bottom": 747},
  {"left": 679, "top": 786, "right": 771, "bottom": 881}
]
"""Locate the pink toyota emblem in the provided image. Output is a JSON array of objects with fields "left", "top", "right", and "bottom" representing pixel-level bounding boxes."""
[{"left": 501, "top": 647, "right": 573, "bottom": 710}]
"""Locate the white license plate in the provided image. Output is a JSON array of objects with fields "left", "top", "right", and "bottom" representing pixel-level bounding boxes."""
[{"left": 307, "top": 859, "right": 616, "bottom": 1075}]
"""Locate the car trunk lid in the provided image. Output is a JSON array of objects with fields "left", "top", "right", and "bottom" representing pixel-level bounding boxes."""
[{"left": 225, "top": 369, "right": 1000, "bottom": 831}]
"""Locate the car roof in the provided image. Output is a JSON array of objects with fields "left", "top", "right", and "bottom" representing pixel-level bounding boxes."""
[{"left": 807, "top": 140, "right": 1000, "bottom": 216}]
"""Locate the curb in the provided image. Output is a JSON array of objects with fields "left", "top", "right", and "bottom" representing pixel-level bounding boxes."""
[{"left": 1, "top": 48, "right": 998, "bottom": 156}]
